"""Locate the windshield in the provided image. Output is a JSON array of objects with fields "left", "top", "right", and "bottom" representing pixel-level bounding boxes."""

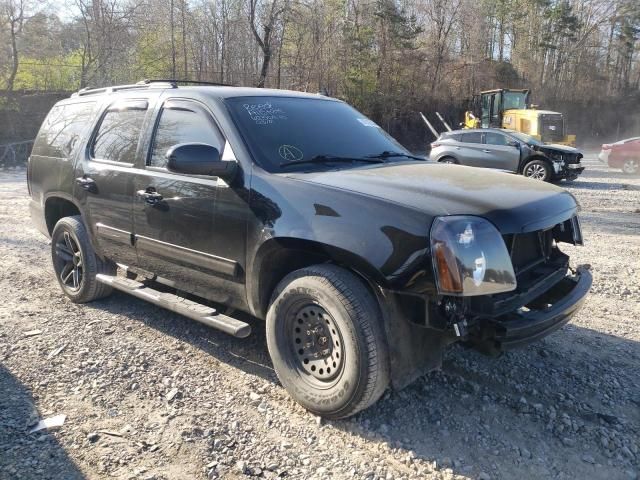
[
  {"left": 503, "top": 91, "right": 527, "bottom": 110},
  {"left": 508, "top": 131, "right": 543, "bottom": 146},
  {"left": 225, "top": 96, "right": 412, "bottom": 172}
]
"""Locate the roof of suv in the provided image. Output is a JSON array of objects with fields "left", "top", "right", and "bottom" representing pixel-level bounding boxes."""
[{"left": 70, "top": 82, "right": 338, "bottom": 101}]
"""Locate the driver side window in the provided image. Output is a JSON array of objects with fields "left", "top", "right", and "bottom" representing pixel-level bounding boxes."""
[
  {"left": 484, "top": 132, "right": 509, "bottom": 146},
  {"left": 149, "top": 100, "right": 225, "bottom": 168}
]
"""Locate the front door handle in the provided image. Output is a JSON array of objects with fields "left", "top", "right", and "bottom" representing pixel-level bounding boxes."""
[
  {"left": 75, "top": 176, "right": 97, "bottom": 192},
  {"left": 137, "top": 188, "right": 163, "bottom": 205},
  {"left": 482, "top": 149, "right": 491, "bottom": 153}
]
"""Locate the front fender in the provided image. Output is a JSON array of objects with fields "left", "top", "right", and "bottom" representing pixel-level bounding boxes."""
[{"left": 244, "top": 171, "right": 435, "bottom": 316}]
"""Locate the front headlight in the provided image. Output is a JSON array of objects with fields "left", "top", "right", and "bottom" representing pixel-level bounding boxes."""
[{"left": 430, "top": 216, "right": 517, "bottom": 296}]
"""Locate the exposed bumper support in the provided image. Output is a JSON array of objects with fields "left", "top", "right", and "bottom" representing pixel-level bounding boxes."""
[{"left": 470, "top": 266, "right": 592, "bottom": 354}]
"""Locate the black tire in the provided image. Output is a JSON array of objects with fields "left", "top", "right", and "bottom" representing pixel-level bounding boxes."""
[
  {"left": 266, "top": 265, "right": 389, "bottom": 419},
  {"left": 51, "top": 215, "right": 115, "bottom": 303},
  {"left": 438, "top": 156, "right": 457, "bottom": 164},
  {"left": 522, "top": 159, "right": 552, "bottom": 182}
]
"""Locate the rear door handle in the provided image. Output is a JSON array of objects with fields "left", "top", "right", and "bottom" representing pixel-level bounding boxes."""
[
  {"left": 137, "top": 188, "right": 163, "bottom": 205},
  {"left": 482, "top": 149, "right": 491, "bottom": 153},
  {"left": 75, "top": 176, "right": 97, "bottom": 192}
]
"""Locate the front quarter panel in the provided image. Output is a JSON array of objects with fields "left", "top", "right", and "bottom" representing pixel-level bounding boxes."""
[{"left": 245, "top": 170, "right": 435, "bottom": 315}]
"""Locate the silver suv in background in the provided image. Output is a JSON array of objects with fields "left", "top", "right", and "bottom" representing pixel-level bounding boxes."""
[{"left": 430, "top": 128, "right": 584, "bottom": 182}]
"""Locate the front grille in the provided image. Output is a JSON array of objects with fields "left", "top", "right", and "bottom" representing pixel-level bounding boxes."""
[{"left": 539, "top": 114, "right": 564, "bottom": 142}]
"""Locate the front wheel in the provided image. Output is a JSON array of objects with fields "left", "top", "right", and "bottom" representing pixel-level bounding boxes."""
[
  {"left": 266, "top": 265, "right": 389, "bottom": 419},
  {"left": 522, "top": 159, "right": 552, "bottom": 181},
  {"left": 51, "top": 216, "right": 115, "bottom": 303}
]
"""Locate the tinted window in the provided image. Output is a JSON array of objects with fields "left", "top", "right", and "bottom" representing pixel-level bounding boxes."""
[
  {"left": 33, "top": 102, "right": 97, "bottom": 158},
  {"left": 440, "top": 132, "right": 462, "bottom": 142},
  {"left": 150, "top": 102, "right": 225, "bottom": 168},
  {"left": 225, "top": 96, "right": 409, "bottom": 172},
  {"left": 484, "top": 132, "right": 509, "bottom": 146},
  {"left": 461, "top": 132, "right": 482, "bottom": 144},
  {"left": 92, "top": 102, "right": 147, "bottom": 163}
]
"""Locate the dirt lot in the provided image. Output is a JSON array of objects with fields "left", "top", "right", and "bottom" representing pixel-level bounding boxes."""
[{"left": 1, "top": 155, "right": 639, "bottom": 480}]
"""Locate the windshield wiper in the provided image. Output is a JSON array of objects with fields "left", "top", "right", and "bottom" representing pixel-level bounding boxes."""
[
  {"left": 280, "top": 155, "right": 385, "bottom": 168},
  {"left": 365, "top": 151, "right": 425, "bottom": 161}
]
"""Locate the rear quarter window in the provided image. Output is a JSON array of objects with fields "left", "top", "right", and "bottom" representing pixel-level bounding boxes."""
[
  {"left": 32, "top": 101, "right": 98, "bottom": 158},
  {"left": 461, "top": 132, "right": 482, "bottom": 143},
  {"left": 441, "top": 133, "right": 462, "bottom": 142}
]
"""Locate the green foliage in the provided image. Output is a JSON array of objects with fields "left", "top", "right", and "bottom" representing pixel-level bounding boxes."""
[
  {"left": 11, "top": 51, "right": 84, "bottom": 91},
  {"left": 131, "top": 30, "right": 174, "bottom": 80}
]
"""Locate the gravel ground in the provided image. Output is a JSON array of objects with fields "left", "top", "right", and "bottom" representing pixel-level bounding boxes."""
[{"left": 1, "top": 155, "right": 639, "bottom": 480}]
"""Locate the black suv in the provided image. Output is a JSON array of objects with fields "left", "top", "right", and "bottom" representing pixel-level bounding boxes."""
[{"left": 28, "top": 81, "right": 592, "bottom": 418}]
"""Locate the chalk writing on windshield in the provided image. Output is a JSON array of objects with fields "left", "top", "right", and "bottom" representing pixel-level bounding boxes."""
[{"left": 243, "top": 102, "right": 287, "bottom": 125}]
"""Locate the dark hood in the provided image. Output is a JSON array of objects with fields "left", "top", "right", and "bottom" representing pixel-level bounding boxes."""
[
  {"left": 287, "top": 162, "right": 578, "bottom": 234},
  {"left": 535, "top": 144, "right": 582, "bottom": 157}
]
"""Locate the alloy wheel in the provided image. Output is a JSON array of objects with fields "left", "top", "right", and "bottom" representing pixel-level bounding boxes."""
[
  {"left": 54, "top": 231, "right": 84, "bottom": 291},
  {"left": 524, "top": 164, "right": 547, "bottom": 180}
]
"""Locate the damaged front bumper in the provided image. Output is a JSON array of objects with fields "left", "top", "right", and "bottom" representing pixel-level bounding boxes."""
[
  {"left": 554, "top": 161, "right": 585, "bottom": 178},
  {"left": 468, "top": 266, "right": 592, "bottom": 354}
]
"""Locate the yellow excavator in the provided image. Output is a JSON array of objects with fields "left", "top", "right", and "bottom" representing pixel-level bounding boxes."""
[{"left": 463, "top": 89, "right": 576, "bottom": 146}]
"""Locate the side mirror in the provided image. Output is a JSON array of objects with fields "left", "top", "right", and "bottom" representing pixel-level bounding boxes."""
[
  {"left": 166, "top": 143, "right": 237, "bottom": 179},
  {"left": 507, "top": 140, "right": 520, "bottom": 148}
]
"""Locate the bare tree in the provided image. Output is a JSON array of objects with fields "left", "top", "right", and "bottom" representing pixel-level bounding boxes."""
[
  {"left": 2, "top": 0, "right": 26, "bottom": 90},
  {"left": 248, "top": 0, "right": 288, "bottom": 87}
]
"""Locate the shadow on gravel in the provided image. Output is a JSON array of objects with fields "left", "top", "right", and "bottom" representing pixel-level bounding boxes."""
[
  {"left": 566, "top": 180, "right": 640, "bottom": 191},
  {"left": 93, "top": 291, "right": 276, "bottom": 382},
  {"left": 0, "top": 365, "right": 85, "bottom": 479}
]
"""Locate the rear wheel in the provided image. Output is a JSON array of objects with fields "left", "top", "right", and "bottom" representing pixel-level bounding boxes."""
[
  {"left": 51, "top": 216, "right": 115, "bottom": 303},
  {"left": 438, "top": 156, "right": 457, "bottom": 164},
  {"left": 621, "top": 159, "right": 639, "bottom": 174},
  {"left": 522, "top": 159, "right": 552, "bottom": 182},
  {"left": 266, "top": 265, "right": 389, "bottom": 419}
]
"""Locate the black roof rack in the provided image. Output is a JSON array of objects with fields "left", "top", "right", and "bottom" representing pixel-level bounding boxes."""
[
  {"left": 71, "top": 78, "right": 234, "bottom": 97},
  {"left": 140, "top": 78, "right": 234, "bottom": 87}
]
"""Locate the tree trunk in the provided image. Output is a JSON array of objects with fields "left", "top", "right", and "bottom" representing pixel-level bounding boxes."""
[
  {"left": 170, "top": 0, "right": 176, "bottom": 77},
  {"left": 7, "top": 21, "right": 19, "bottom": 91}
]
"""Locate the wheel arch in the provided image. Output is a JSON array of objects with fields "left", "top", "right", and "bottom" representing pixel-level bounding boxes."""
[
  {"left": 249, "top": 237, "right": 388, "bottom": 319},
  {"left": 437, "top": 155, "right": 458, "bottom": 164},
  {"left": 44, "top": 194, "right": 83, "bottom": 235}
]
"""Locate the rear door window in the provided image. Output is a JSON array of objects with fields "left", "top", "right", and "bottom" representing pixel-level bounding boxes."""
[
  {"left": 91, "top": 100, "right": 148, "bottom": 164},
  {"left": 33, "top": 101, "right": 97, "bottom": 158},
  {"left": 461, "top": 132, "right": 482, "bottom": 144},
  {"left": 149, "top": 100, "right": 225, "bottom": 168}
]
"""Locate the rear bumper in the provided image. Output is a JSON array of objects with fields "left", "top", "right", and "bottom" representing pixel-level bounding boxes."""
[{"left": 470, "top": 266, "right": 592, "bottom": 353}]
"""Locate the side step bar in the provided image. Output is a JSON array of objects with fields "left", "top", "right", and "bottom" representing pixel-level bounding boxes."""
[{"left": 96, "top": 274, "right": 251, "bottom": 338}]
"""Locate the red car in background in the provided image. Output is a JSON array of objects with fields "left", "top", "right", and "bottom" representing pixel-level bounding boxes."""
[{"left": 598, "top": 137, "right": 640, "bottom": 174}]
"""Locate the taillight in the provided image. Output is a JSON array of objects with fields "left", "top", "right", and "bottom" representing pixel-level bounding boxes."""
[{"left": 431, "top": 143, "right": 441, "bottom": 148}]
